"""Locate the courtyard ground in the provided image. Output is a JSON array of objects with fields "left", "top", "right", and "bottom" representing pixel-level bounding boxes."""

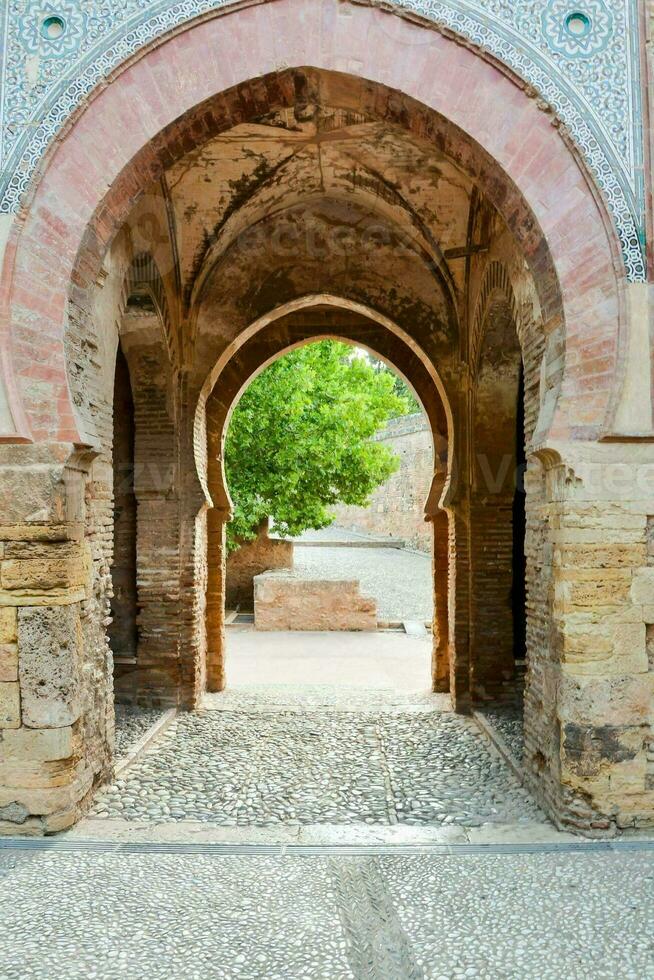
[
  {"left": 4, "top": 615, "right": 651, "bottom": 978},
  {"left": 2, "top": 640, "right": 653, "bottom": 978},
  {"left": 1, "top": 843, "right": 652, "bottom": 979},
  {"left": 290, "top": 526, "right": 433, "bottom": 622}
]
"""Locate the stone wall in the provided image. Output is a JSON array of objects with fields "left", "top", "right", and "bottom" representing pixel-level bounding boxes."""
[
  {"left": 333, "top": 414, "right": 433, "bottom": 552},
  {"left": 226, "top": 522, "right": 293, "bottom": 610},
  {"left": 254, "top": 571, "right": 377, "bottom": 631}
]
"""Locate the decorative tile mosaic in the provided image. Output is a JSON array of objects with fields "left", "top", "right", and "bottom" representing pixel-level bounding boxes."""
[{"left": 0, "top": 0, "right": 645, "bottom": 279}]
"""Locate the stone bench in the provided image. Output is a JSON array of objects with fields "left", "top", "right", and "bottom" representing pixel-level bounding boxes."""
[{"left": 253, "top": 570, "right": 377, "bottom": 631}]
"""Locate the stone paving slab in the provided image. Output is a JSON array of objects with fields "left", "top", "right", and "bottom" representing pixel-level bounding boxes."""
[
  {"left": 88, "top": 702, "right": 543, "bottom": 828},
  {"left": 0, "top": 848, "right": 652, "bottom": 979}
]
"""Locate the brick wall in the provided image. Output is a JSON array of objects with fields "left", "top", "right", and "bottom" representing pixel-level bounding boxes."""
[
  {"left": 226, "top": 521, "right": 293, "bottom": 610},
  {"left": 333, "top": 414, "right": 433, "bottom": 552}
]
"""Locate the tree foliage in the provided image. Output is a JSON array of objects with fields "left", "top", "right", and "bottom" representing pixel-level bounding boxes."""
[
  {"left": 369, "top": 357, "right": 422, "bottom": 416},
  {"left": 224, "top": 341, "right": 414, "bottom": 549}
]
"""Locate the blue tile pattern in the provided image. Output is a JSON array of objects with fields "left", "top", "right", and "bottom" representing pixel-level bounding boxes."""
[{"left": 0, "top": 0, "right": 646, "bottom": 279}]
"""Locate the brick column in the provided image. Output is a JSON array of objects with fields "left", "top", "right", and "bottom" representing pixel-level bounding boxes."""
[
  {"left": 206, "top": 510, "right": 227, "bottom": 692},
  {"left": 114, "top": 312, "right": 182, "bottom": 706},
  {"left": 431, "top": 508, "right": 450, "bottom": 692},
  {"left": 468, "top": 492, "right": 516, "bottom": 699}
]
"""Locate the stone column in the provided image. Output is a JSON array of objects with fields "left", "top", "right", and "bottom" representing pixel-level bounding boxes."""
[
  {"left": 523, "top": 446, "right": 654, "bottom": 834},
  {"left": 0, "top": 445, "right": 106, "bottom": 835}
]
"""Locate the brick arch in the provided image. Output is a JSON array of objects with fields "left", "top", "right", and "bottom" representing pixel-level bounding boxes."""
[
  {"left": 126, "top": 252, "right": 176, "bottom": 367},
  {"left": 0, "top": 0, "right": 624, "bottom": 446},
  {"left": 201, "top": 300, "right": 451, "bottom": 691},
  {"left": 194, "top": 293, "right": 454, "bottom": 507}
]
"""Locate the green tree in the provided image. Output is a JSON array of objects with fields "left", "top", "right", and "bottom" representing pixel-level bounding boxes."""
[
  {"left": 224, "top": 341, "right": 413, "bottom": 549},
  {"left": 368, "top": 356, "right": 422, "bottom": 416}
]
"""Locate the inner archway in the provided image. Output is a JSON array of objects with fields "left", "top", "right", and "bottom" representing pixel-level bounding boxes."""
[
  {"left": 108, "top": 343, "right": 138, "bottom": 665},
  {"left": 201, "top": 311, "right": 449, "bottom": 695},
  {"left": 219, "top": 335, "right": 437, "bottom": 691}
]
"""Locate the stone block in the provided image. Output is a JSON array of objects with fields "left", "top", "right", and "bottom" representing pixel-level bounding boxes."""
[
  {"left": 1, "top": 554, "right": 87, "bottom": 591},
  {"left": 3, "top": 541, "right": 82, "bottom": 560},
  {"left": 0, "top": 523, "right": 83, "bottom": 543},
  {"left": 0, "top": 682, "right": 20, "bottom": 728},
  {"left": 0, "top": 465, "right": 67, "bottom": 526},
  {"left": 554, "top": 542, "right": 645, "bottom": 569},
  {"left": 556, "top": 569, "right": 631, "bottom": 609},
  {"left": 0, "top": 758, "right": 79, "bottom": 789},
  {"left": 17, "top": 605, "right": 82, "bottom": 728},
  {"left": 631, "top": 567, "right": 654, "bottom": 605},
  {"left": 0, "top": 608, "right": 17, "bottom": 643},
  {"left": 0, "top": 817, "right": 44, "bottom": 836},
  {"left": 254, "top": 571, "right": 377, "bottom": 631},
  {"left": 41, "top": 804, "right": 81, "bottom": 833},
  {"left": 560, "top": 724, "right": 648, "bottom": 803},
  {"left": 560, "top": 622, "right": 647, "bottom": 675},
  {"left": 0, "top": 644, "right": 18, "bottom": 682},
  {"left": 558, "top": 672, "right": 654, "bottom": 728},
  {"left": 0, "top": 726, "right": 73, "bottom": 762},
  {"left": 0, "top": 763, "right": 93, "bottom": 815},
  {"left": 0, "top": 589, "right": 86, "bottom": 607}
]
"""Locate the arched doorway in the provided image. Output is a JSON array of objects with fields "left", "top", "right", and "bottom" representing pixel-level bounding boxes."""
[
  {"left": 197, "top": 305, "right": 450, "bottom": 695},
  {"left": 0, "top": 2, "right": 646, "bottom": 839}
]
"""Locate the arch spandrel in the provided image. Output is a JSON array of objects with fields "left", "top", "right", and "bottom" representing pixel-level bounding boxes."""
[
  {"left": 0, "top": 22, "right": 625, "bottom": 446},
  {"left": 0, "top": 0, "right": 644, "bottom": 283}
]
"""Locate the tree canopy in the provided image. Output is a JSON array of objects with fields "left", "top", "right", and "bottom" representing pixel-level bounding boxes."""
[{"left": 224, "top": 341, "right": 416, "bottom": 549}]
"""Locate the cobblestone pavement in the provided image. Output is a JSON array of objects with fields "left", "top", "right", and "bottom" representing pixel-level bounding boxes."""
[
  {"left": 114, "top": 705, "right": 167, "bottom": 759},
  {"left": 89, "top": 691, "right": 542, "bottom": 827},
  {"left": 478, "top": 702, "right": 524, "bottom": 764},
  {"left": 291, "top": 534, "right": 433, "bottom": 622},
  {"left": 0, "top": 846, "right": 652, "bottom": 979},
  {"left": 476, "top": 673, "right": 526, "bottom": 766}
]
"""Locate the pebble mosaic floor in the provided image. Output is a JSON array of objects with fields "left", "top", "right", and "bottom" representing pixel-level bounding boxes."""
[
  {"left": 91, "top": 692, "right": 542, "bottom": 828},
  {"left": 114, "top": 705, "right": 167, "bottom": 759},
  {"left": 478, "top": 702, "right": 524, "bottom": 764},
  {"left": 0, "top": 848, "right": 652, "bottom": 979}
]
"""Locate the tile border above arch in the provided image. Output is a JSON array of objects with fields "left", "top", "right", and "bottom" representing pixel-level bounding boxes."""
[{"left": 0, "top": 0, "right": 646, "bottom": 280}]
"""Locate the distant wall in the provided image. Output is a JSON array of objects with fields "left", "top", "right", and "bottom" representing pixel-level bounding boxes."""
[
  {"left": 226, "top": 520, "right": 293, "bottom": 609},
  {"left": 332, "top": 414, "right": 433, "bottom": 553}
]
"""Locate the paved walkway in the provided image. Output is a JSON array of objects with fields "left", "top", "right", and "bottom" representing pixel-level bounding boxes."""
[
  {"left": 89, "top": 687, "right": 542, "bottom": 829},
  {"left": 225, "top": 629, "right": 433, "bottom": 690},
  {"left": 290, "top": 527, "right": 433, "bottom": 622},
  {"left": 5, "top": 679, "right": 652, "bottom": 978},
  {"left": 1, "top": 843, "right": 652, "bottom": 979}
]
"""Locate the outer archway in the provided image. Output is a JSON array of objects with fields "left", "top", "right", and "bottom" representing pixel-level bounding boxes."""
[{"left": 0, "top": 1, "right": 651, "bottom": 840}]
